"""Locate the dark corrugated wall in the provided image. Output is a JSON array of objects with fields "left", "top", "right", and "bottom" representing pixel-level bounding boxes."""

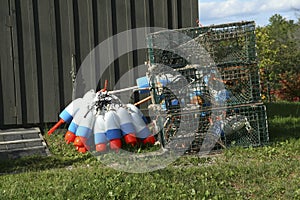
[{"left": 0, "top": 0, "right": 198, "bottom": 128}]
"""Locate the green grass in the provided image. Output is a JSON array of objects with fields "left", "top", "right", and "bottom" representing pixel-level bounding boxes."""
[
  {"left": 0, "top": 102, "right": 299, "bottom": 199},
  {"left": 266, "top": 101, "right": 300, "bottom": 118},
  {"left": 268, "top": 116, "right": 300, "bottom": 141},
  {"left": 266, "top": 101, "right": 300, "bottom": 141},
  {"left": 0, "top": 140, "right": 299, "bottom": 199}
]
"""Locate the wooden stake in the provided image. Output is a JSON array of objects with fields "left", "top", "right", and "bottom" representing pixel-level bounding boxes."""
[{"left": 134, "top": 96, "right": 152, "bottom": 106}]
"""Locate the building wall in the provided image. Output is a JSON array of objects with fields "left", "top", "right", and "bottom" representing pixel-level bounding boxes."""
[{"left": 0, "top": 0, "right": 198, "bottom": 128}]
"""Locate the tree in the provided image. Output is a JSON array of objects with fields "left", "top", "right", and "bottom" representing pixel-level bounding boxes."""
[{"left": 256, "top": 14, "right": 300, "bottom": 101}]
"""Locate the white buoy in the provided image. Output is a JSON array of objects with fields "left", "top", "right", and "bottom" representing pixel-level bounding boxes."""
[
  {"left": 48, "top": 90, "right": 96, "bottom": 136},
  {"left": 117, "top": 107, "right": 137, "bottom": 146},
  {"left": 130, "top": 112, "right": 155, "bottom": 145},
  {"left": 104, "top": 110, "right": 122, "bottom": 151},
  {"left": 94, "top": 114, "right": 108, "bottom": 152},
  {"left": 126, "top": 104, "right": 148, "bottom": 124},
  {"left": 59, "top": 98, "right": 83, "bottom": 123},
  {"left": 70, "top": 89, "right": 95, "bottom": 153},
  {"left": 48, "top": 98, "right": 84, "bottom": 135},
  {"left": 74, "top": 108, "right": 95, "bottom": 151},
  {"left": 67, "top": 105, "right": 89, "bottom": 135},
  {"left": 82, "top": 89, "right": 96, "bottom": 104}
]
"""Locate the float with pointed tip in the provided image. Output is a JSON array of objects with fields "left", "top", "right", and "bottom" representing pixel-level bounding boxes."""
[
  {"left": 93, "top": 115, "right": 108, "bottom": 152},
  {"left": 117, "top": 107, "right": 138, "bottom": 146},
  {"left": 48, "top": 81, "right": 156, "bottom": 154}
]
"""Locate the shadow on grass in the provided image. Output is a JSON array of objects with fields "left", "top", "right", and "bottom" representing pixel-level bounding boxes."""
[
  {"left": 1, "top": 103, "right": 299, "bottom": 175},
  {"left": 268, "top": 116, "right": 300, "bottom": 142},
  {"left": 0, "top": 153, "right": 96, "bottom": 175},
  {"left": 0, "top": 131, "right": 98, "bottom": 175},
  {"left": 266, "top": 102, "right": 300, "bottom": 142}
]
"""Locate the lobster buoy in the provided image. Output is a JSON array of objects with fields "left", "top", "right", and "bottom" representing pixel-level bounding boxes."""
[
  {"left": 65, "top": 105, "right": 89, "bottom": 144},
  {"left": 82, "top": 89, "right": 97, "bottom": 104},
  {"left": 48, "top": 85, "right": 157, "bottom": 154},
  {"left": 214, "top": 89, "right": 231, "bottom": 105},
  {"left": 117, "top": 107, "right": 138, "bottom": 146},
  {"left": 104, "top": 110, "right": 122, "bottom": 151},
  {"left": 59, "top": 98, "right": 83, "bottom": 123},
  {"left": 94, "top": 115, "right": 108, "bottom": 152},
  {"left": 74, "top": 137, "right": 87, "bottom": 153},
  {"left": 58, "top": 98, "right": 84, "bottom": 144},
  {"left": 130, "top": 111, "right": 155, "bottom": 145},
  {"left": 64, "top": 131, "right": 76, "bottom": 144},
  {"left": 48, "top": 90, "right": 96, "bottom": 136},
  {"left": 47, "top": 98, "right": 83, "bottom": 135},
  {"left": 126, "top": 104, "right": 148, "bottom": 124},
  {"left": 74, "top": 109, "right": 95, "bottom": 152},
  {"left": 136, "top": 76, "right": 150, "bottom": 94}
]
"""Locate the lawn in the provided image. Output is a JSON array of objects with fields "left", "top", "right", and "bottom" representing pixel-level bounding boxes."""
[{"left": 0, "top": 102, "right": 299, "bottom": 199}]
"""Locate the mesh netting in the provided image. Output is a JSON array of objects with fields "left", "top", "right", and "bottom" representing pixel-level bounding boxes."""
[
  {"left": 147, "top": 21, "right": 257, "bottom": 67},
  {"left": 151, "top": 104, "right": 268, "bottom": 153},
  {"left": 189, "top": 104, "right": 269, "bottom": 152},
  {"left": 146, "top": 21, "right": 269, "bottom": 152}
]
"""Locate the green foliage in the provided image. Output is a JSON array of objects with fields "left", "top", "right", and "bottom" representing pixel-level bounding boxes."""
[{"left": 256, "top": 14, "right": 300, "bottom": 101}]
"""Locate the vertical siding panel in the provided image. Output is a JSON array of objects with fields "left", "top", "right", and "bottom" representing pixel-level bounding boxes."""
[
  {"left": 13, "top": 0, "right": 28, "bottom": 125},
  {"left": 32, "top": 0, "right": 44, "bottom": 124},
  {"left": 114, "top": 0, "right": 134, "bottom": 88},
  {"left": 177, "top": 0, "right": 182, "bottom": 28},
  {"left": 77, "top": 0, "right": 94, "bottom": 63},
  {"left": 72, "top": 0, "right": 80, "bottom": 71},
  {"left": 171, "top": 0, "right": 179, "bottom": 29},
  {"left": 167, "top": 0, "right": 173, "bottom": 29},
  {"left": 10, "top": 0, "right": 22, "bottom": 125},
  {"left": 190, "top": 0, "right": 198, "bottom": 27},
  {"left": 179, "top": 0, "right": 198, "bottom": 28},
  {"left": 53, "top": 0, "right": 64, "bottom": 110},
  {"left": 135, "top": 0, "right": 150, "bottom": 28},
  {"left": 148, "top": 0, "right": 154, "bottom": 27},
  {"left": 0, "top": 63, "right": 3, "bottom": 127},
  {"left": 57, "top": 0, "right": 75, "bottom": 106},
  {"left": 20, "top": 0, "right": 40, "bottom": 124},
  {"left": 152, "top": 0, "right": 168, "bottom": 28},
  {"left": 74, "top": 0, "right": 96, "bottom": 95},
  {"left": 95, "top": 0, "right": 115, "bottom": 90},
  {"left": 37, "top": 0, "right": 60, "bottom": 122},
  {"left": 110, "top": 0, "right": 119, "bottom": 87},
  {"left": 134, "top": 0, "right": 150, "bottom": 78},
  {"left": 0, "top": 0, "right": 16, "bottom": 125}
]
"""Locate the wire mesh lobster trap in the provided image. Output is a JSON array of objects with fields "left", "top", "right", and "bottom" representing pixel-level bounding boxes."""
[
  {"left": 147, "top": 21, "right": 257, "bottom": 68},
  {"left": 150, "top": 103, "right": 269, "bottom": 153},
  {"left": 146, "top": 21, "right": 269, "bottom": 152},
  {"left": 187, "top": 104, "right": 269, "bottom": 153}
]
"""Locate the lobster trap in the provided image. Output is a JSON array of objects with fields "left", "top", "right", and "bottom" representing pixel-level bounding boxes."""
[
  {"left": 147, "top": 21, "right": 257, "bottom": 68},
  {"left": 151, "top": 103, "right": 269, "bottom": 153},
  {"left": 189, "top": 104, "right": 269, "bottom": 153},
  {"left": 146, "top": 21, "right": 269, "bottom": 152}
]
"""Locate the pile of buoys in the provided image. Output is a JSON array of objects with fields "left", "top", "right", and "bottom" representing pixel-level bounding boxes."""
[{"left": 48, "top": 89, "right": 155, "bottom": 153}]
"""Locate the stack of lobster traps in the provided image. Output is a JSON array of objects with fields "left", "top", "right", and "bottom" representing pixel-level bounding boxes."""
[{"left": 146, "top": 21, "right": 269, "bottom": 153}]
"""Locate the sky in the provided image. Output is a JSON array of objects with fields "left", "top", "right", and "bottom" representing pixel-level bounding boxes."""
[{"left": 198, "top": 0, "right": 300, "bottom": 27}]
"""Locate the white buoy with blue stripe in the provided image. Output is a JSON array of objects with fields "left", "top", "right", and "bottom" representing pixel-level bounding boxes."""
[
  {"left": 117, "top": 107, "right": 137, "bottom": 146},
  {"left": 74, "top": 108, "right": 95, "bottom": 151},
  {"left": 104, "top": 110, "right": 122, "bottom": 151},
  {"left": 94, "top": 114, "right": 108, "bottom": 152}
]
